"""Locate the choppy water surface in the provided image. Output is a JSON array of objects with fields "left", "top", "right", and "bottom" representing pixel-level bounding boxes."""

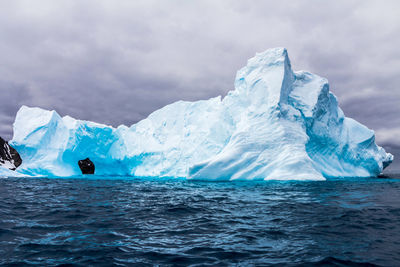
[{"left": 0, "top": 176, "right": 400, "bottom": 266}]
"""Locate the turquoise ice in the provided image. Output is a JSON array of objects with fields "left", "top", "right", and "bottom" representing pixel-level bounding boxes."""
[{"left": 7, "top": 48, "right": 393, "bottom": 180}]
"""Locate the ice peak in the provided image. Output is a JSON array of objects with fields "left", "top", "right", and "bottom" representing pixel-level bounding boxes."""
[
  {"left": 234, "top": 47, "right": 294, "bottom": 108},
  {"left": 248, "top": 47, "right": 289, "bottom": 68}
]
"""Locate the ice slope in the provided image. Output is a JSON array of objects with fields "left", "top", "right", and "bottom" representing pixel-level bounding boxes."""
[
  {"left": 10, "top": 48, "right": 393, "bottom": 180},
  {"left": 0, "top": 166, "right": 23, "bottom": 177}
]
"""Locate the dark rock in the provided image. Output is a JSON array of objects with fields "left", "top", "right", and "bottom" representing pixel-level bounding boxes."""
[
  {"left": 378, "top": 173, "right": 400, "bottom": 179},
  {"left": 78, "top": 158, "right": 95, "bottom": 174},
  {"left": 378, "top": 173, "right": 389, "bottom": 178},
  {"left": 0, "top": 137, "right": 22, "bottom": 170}
]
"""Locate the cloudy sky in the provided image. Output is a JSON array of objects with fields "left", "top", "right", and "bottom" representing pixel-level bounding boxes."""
[{"left": 0, "top": 0, "right": 399, "bottom": 148}]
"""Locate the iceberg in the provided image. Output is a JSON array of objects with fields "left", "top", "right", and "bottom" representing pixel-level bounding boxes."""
[{"left": 9, "top": 48, "right": 393, "bottom": 180}]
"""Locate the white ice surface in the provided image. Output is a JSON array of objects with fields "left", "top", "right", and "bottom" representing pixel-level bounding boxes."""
[{"left": 9, "top": 48, "right": 393, "bottom": 180}]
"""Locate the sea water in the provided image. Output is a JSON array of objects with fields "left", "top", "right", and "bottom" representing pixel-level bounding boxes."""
[{"left": 1, "top": 176, "right": 400, "bottom": 266}]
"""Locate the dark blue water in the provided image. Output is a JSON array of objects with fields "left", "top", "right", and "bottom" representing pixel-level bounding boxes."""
[{"left": 1, "top": 176, "right": 400, "bottom": 266}]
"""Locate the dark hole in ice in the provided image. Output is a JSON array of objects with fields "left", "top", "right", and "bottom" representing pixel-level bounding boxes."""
[{"left": 78, "top": 157, "right": 95, "bottom": 174}]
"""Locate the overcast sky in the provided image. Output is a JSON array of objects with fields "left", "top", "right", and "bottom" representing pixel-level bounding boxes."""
[{"left": 0, "top": 0, "right": 399, "bottom": 147}]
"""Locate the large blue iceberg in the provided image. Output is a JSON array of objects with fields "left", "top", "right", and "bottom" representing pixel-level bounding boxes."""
[{"left": 5, "top": 48, "right": 393, "bottom": 180}]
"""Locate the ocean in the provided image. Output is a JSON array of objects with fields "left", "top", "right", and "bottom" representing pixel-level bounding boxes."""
[{"left": 0, "top": 176, "right": 400, "bottom": 266}]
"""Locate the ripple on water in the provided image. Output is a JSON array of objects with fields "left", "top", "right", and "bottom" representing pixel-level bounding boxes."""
[{"left": 0, "top": 177, "right": 399, "bottom": 266}]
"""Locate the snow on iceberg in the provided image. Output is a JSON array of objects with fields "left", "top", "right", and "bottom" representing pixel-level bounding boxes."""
[
  {"left": 0, "top": 166, "right": 29, "bottom": 177},
  {"left": 9, "top": 48, "right": 393, "bottom": 180}
]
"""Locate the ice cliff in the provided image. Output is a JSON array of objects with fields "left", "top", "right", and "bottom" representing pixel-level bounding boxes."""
[{"left": 8, "top": 48, "right": 393, "bottom": 180}]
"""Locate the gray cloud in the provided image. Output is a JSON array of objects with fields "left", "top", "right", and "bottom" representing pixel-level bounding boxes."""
[{"left": 0, "top": 0, "right": 399, "bottom": 150}]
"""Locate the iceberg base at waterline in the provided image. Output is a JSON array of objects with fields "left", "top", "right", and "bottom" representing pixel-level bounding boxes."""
[{"left": 7, "top": 48, "right": 393, "bottom": 180}]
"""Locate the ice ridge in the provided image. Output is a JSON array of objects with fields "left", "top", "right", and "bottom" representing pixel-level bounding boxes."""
[{"left": 8, "top": 47, "right": 393, "bottom": 180}]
